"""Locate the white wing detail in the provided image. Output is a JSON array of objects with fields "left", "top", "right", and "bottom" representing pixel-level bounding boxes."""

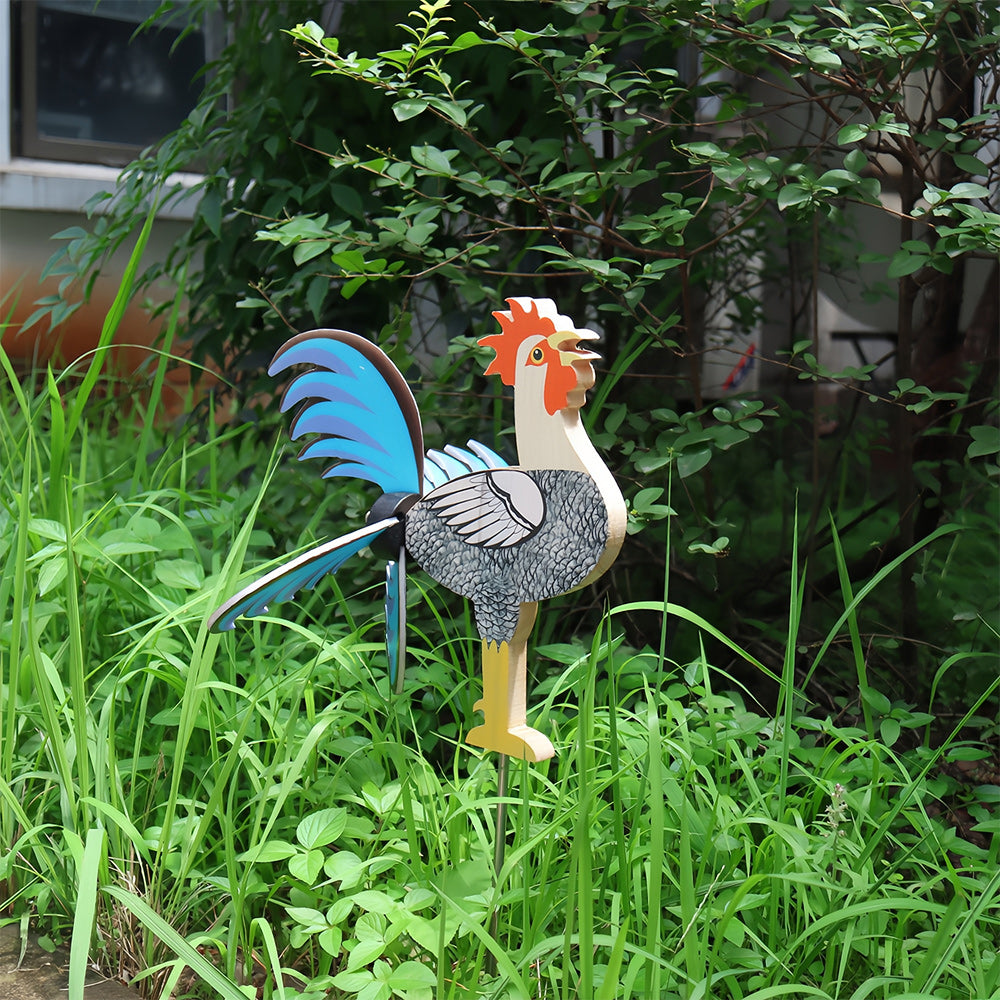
[{"left": 424, "top": 470, "right": 545, "bottom": 548}]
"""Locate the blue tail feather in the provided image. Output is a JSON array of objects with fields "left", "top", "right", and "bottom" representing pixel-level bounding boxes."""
[
  {"left": 463, "top": 440, "right": 507, "bottom": 469},
  {"left": 422, "top": 439, "right": 510, "bottom": 492},
  {"left": 280, "top": 372, "right": 372, "bottom": 411},
  {"left": 271, "top": 331, "right": 423, "bottom": 496},
  {"left": 289, "top": 405, "right": 387, "bottom": 452},
  {"left": 269, "top": 337, "right": 375, "bottom": 377},
  {"left": 426, "top": 448, "right": 473, "bottom": 483}
]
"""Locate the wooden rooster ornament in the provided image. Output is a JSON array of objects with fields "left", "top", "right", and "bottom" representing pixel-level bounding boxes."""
[{"left": 209, "top": 298, "right": 626, "bottom": 761}]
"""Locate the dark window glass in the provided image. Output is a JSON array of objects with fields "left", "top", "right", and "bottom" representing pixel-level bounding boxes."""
[{"left": 16, "top": 0, "right": 207, "bottom": 165}]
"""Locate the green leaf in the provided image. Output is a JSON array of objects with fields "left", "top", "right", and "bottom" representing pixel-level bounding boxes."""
[
  {"left": 154, "top": 559, "right": 204, "bottom": 590},
  {"left": 392, "top": 99, "right": 427, "bottom": 122},
  {"left": 51, "top": 226, "right": 89, "bottom": 241},
  {"left": 806, "top": 45, "right": 841, "bottom": 71},
  {"left": 333, "top": 969, "right": 375, "bottom": 991},
  {"left": 405, "top": 222, "right": 437, "bottom": 246},
  {"left": 887, "top": 249, "right": 927, "bottom": 279},
  {"left": 861, "top": 687, "right": 891, "bottom": 715},
  {"left": 880, "top": 717, "right": 901, "bottom": 746},
  {"left": 682, "top": 141, "right": 724, "bottom": 159},
  {"left": 967, "top": 424, "right": 1000, "bottom": 459},
  {"left": 289, "top": 848, "right": 325, "bottom": 884},
  {"left": 642, "top": 258, "right": 685, "bottom": 274},
  {"left": 297, "top": 807, "right": 348, "bottom": 849},
  {"left": 293, "top": 241, "right": 329, "bottom": 265},
  {"left": 947, "top": 745, "right": 991, "bottom": 762},
  {"left": 306, "top": 275, "right": 328, "bottom": 321},
  {"left": 778, "top": 183, "right": 812, "bottom": 210},
  {"left": 388, "top": 961, "right": 436, "bottom": 990},
  {"left": 349, "top": 939, "right": 387, "bottom": 969},
  {"left": 632, "top": 487, "right": 664, "bottom": 509},
  {"left": 677, "top": 448, "right": 711, "bottom": 478},
  {"left": 325, "top": 851, "right": 365, "bottom": 888},
  {"left": 357, "top": 980, "right": 391, "bottom": 1000},
  {"left": 948, "top": 181, "right": 990, "bottom": 200},
  {"left": 425, "top": 97, "right": 467, "bottom": 126},
  {"left": 199, "top": 189, "right": 223, "bottom": 238},
  {"left": 952, "top": 152, "right": 987, "bottom": 176},
  {"left": 238, "top": 840, "right": 297, "bottom": 863},
  {"left": 318, "top": 926, "right": 343, "bottom": 956},
  {"left": 449, "top": 30, "right": 484, "bottom": 50},
  {"left": 712, "top": 161, "right": 746, "bottom": 184},
  {"left": 287, "top": 906, "right": 328, "bottom": 932},
  {"left": 329, "top": 183, "right": 364, "bottom": 219},
  {"left": 341, "top": 276, "right": 367, "bottom": 300},
  {"left": 843, "top": 148, "right": 867, "bottom": 173},
  {"left": 294, "top": 20, "right": 326, "bottom": 46},
  {"left": 411, "top": 144, "right": 454, "bottom": 174},
  {"left": 29, "top": 518, "right": 67, "bottom": 542},
  {"left": 838, "top": 123, "right": 869, "bottom": 144},
  {"left": 38, "top": 559, "right": 68, "bottom": 596},
  {"left": 351, "top": 890, "right": 398, "bottom": 915}
]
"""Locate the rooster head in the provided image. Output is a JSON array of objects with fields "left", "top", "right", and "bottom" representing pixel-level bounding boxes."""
[{"left": 480, "top": 298, "right": 600, "bottom": 416}]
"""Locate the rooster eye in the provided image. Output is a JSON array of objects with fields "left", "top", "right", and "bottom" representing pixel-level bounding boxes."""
[{"left": 530, "top": 347, "right": 544, "bottom": 362}]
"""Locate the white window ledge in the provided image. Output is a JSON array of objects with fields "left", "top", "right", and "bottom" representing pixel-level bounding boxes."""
[{"left": 0, "top": 157, "right": 202, "bottom": 219}]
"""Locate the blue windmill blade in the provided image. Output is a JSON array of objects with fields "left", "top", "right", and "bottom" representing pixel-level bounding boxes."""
[
  {"left": 270, "top": 330, "right": 424, "bottom": 496},
  {"left": 385, "top": 552, "right": 407, "bottom": 693},
  {"left": 208, "top": 518, "right": 399, "bottom": 632}
]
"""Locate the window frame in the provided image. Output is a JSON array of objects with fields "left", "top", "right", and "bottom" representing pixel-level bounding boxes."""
[
  {"left": 14, "top": 0, "right": 211, "bottom": 168},
  {"left": 0, "top": 0, "right": 204, "bottom": 217}
]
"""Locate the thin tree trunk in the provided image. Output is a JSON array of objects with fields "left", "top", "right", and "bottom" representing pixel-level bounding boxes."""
[{"left": 895, "top": 166, "right": 918, "bottom": 684}]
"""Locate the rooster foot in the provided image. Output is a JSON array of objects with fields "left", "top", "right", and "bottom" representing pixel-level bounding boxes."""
[
  {"left": 469, "top": 635, "right": 556, "bottom": 762},
  {"left": 467, "top": 715, "right": 555, "bottom": 763}
]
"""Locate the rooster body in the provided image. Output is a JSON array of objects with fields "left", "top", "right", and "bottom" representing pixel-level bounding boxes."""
[{"left": 210, "top": 298, "right": 626, "bottom": 761}]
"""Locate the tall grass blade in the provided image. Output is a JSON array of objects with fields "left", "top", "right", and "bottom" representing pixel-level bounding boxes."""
[
  {"left": 103, "top": 885, "right": 248, "bottom": 1000},
  {"left": 62, "top": 483, "right": 91, "bottom": 824},
  {"left": 133, "top": 259, "right": 188, "bottom": 488},
  {"left": 642, "top": 675, "right": 664, "bottom": 999},
  {"left": 65, "top": 200, "right": 158, "bottom": 440},
  {"left": 801, "top": 522, "right": 961, "bottom": 690},
  {"left": 595, "top": 917, "right": 630, "bottom": 1000},
  {"left": 613, "top": 601, "right": 784, "bottom": 687},
  {"left": 910, "top": 867, "right": 1000, "bottom": 993},
  {"left": 68, "top": 827, "right": 104, "bottom": 1000}
]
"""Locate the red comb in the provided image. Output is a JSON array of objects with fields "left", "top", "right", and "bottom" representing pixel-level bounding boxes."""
[{"left": 480, "top": 298, "right": 556, "bottom": 386}]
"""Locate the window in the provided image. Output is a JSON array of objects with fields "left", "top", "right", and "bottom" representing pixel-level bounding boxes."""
[{"left": 12, "top": 0, "right": 209, "bottom": 167}]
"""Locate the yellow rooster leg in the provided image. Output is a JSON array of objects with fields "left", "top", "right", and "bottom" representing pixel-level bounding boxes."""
[{"left": 466, "top": 605, "right": 554, "bottom": 762}]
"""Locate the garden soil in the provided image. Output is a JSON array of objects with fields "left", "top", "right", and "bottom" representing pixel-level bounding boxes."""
[{"left": 0, "top": 924, "right": 141, "bottom": 999}]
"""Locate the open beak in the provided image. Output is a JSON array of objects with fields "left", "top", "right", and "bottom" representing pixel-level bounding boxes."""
[{"left": 548, "top": 329, "right": 601, "bottom": 366}]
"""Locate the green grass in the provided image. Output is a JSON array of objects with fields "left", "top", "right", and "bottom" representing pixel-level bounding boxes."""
[{"left": 0, "top": 275, "right": 998, "bottom": 998}]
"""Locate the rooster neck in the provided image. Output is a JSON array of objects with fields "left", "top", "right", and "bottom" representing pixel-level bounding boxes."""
[
  {"left": 513, "top": 378, "right": 627, "bottom": 587},
  {"left": 513, "top": 391, "right": 593, "bottom": 473},
  {"left": 512, "top": 372, "right": 620, "bottom": 503}
]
